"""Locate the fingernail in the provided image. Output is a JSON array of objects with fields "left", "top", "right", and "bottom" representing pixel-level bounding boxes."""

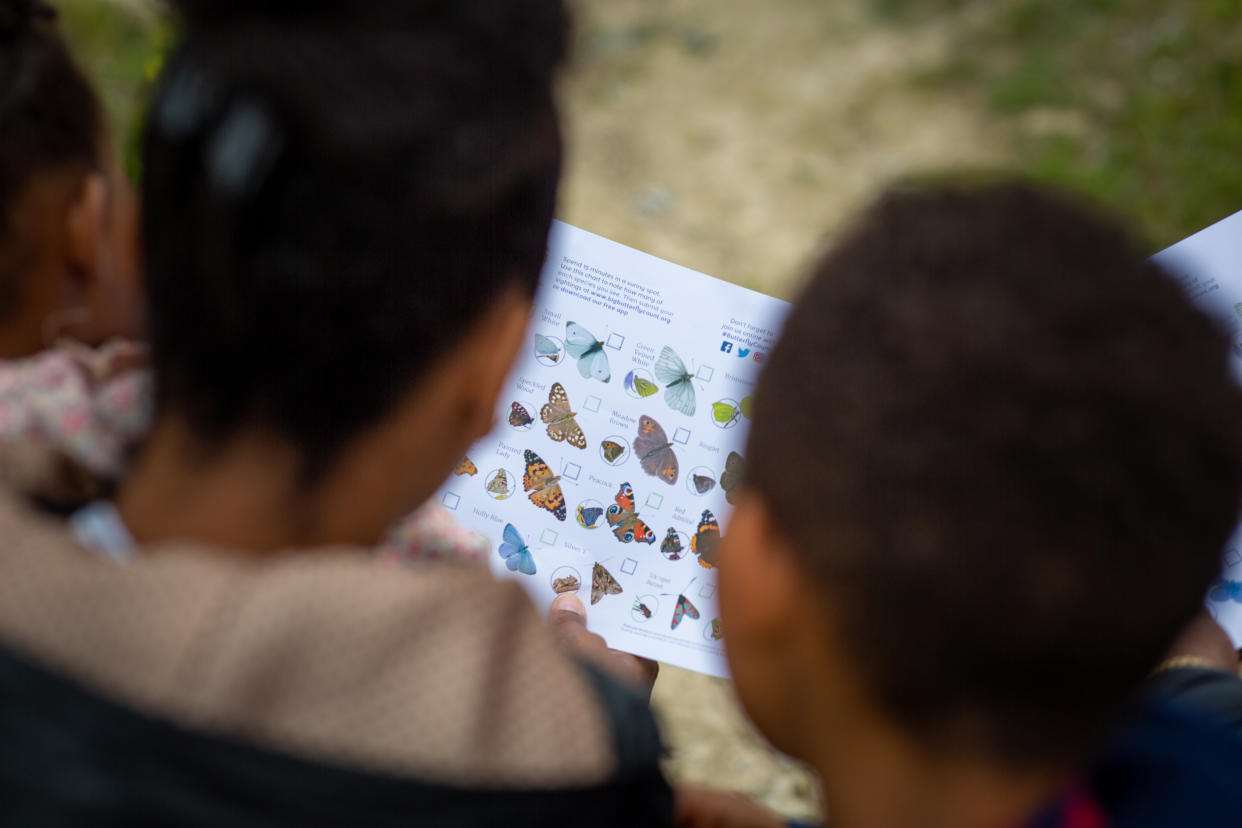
[{"left": 552, "top": 592, "right": 586, "bottom": 618}]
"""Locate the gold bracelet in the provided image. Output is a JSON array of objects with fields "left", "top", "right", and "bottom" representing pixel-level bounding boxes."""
[{"left": 1152, "top": 655, "right": 1226, "bottom": 675}]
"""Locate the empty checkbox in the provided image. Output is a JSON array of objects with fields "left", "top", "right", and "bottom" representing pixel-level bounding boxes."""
[
  {"left": 583, "top": 395, "right": 602, "bottom": 413},
  {"left": 1226, "top": 547, "right": 1242, "bottom": 567},
  {"left": 607, "top": 333, "right": 625, "bottom": 350},
  {"left": 563, "top": 463, "right": 582, "bottom": 481},
  {"left": 540, "top": 529, "right": 559, "bottom": 546},
  {"left": 645, "top": 493, "right": 663, "bottom": 510},
  {"left": 621, "top": 558, "right": 638, "bottom": 575},
  {"left": 673, "top": 427, "right": 691, "bottom": 445},
  {"left": 441, "top": 492, "right": 461, "bottom": 510},
  {"left": 696, "top": 365, "right": 714, "bottom": 382},
  {"left": 697, "top": 583, "right": 716, "bottom": 599}
]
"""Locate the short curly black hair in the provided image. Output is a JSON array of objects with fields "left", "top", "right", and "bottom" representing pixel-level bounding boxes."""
[
  {"left": 143, "top": 0, "right": 568, "bottom": 477},
  {"left": 746, "top": 182, "right": 1242, "bottom": 762}
]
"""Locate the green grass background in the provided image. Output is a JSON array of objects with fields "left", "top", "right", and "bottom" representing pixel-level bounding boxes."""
[{"left": 59, "top": 0, "right": 1242, "bottom": 250}]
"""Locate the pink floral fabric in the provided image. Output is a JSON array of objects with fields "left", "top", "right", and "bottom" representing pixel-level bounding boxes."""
[
  {"left": 0, "top": 340, "right": 485, "bottom": 564},
  {"left": 0, "top": 341, "right": 152, "bottom": 478}
]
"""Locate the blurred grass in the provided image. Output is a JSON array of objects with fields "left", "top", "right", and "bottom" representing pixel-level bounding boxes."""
[
  {"left": 60, "top": 0, "right": 1242, "bottom": 249},
  {"left": 874, "top": 0, "right": 1242, "bottom": 249},
  {"left": 55, "top": 0, "right": 170, "bottom": 178}
]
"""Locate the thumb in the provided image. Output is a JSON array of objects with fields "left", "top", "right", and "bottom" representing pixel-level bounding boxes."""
[{"left": 549, "top": 592, "right": 587, "bottom": 629}]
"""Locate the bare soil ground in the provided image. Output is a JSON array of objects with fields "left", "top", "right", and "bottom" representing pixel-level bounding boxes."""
[{"left": 559, "top": 2, "right": 1012, "bottom": 819}]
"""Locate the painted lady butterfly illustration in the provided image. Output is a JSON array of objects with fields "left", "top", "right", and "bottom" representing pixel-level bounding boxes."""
[{"left": 523, "top": 449, "right": 566, "bottom": 521}]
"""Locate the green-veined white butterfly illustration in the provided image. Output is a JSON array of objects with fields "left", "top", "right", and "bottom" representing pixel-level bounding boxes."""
[
  {"left": 565, "top": 321, "right": 611, "bottom": 382},
  {"left": 625, "top": 370, "right": 659, "bottom": 398},
  {"left": 654, "top": 346, "right": 695, "bottom": 416}
]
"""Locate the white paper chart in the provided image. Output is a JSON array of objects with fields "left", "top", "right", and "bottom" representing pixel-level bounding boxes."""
[
  {"left": 1153, "top": 209, "right": 1242, "bottom": 646},
  {"left": 436, "top": 221, "right": 791, "bottom": 677}
]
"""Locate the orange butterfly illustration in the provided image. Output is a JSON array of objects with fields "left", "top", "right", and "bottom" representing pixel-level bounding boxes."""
[
  {"left": 523, "top": 449, "right": 566, "bottom": 521},
  {"left": 691, "top": 509, "right": 720, "bottom": 569},
  {"left": 605, "top": 482, "right": 656, "bottom": 544},
  {"left": 454, "top": 457, "right": 478, "bottom": 477}
]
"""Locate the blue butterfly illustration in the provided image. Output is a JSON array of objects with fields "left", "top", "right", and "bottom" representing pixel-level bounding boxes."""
[
  {"left": 565, "top": 321, "right": 611, "bottom": 382},
  {"left": 1209, "top": 578, "right": 1242, "bottom": 604},
  {"left": 498, "top": 523, "right": 536, "bottom": 575},
  {"left": 654, "top": 346, "right": 695, "bottom": 416}
]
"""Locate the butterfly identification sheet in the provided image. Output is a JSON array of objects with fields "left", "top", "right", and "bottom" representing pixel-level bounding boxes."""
[
  {"left": 437, "top": 221, "right": 790, "bottom": 677},
  {"left": 1153, "top": 208, "right": 1242, "bottom": 647}
]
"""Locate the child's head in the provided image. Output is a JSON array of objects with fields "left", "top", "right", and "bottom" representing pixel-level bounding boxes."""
[
  {"left": 720, "top": 183, "right": 1242, "bottom": 817},
  {"left": 0, "top": 0, "right": 141, "bottom": 357},
  {"left": 134, "top": 0, "right": 567, "bottom": 540}
]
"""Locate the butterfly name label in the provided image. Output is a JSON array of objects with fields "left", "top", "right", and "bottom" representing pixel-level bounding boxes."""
[
  {"left": 587, "top": 473, "right": 613, "bottom": 488},
  {"left": 471, "top": 507, "right": 504, "bottom": 523},
  {"left": 516, "top": 376, "right": 548, "bottom": 394},
  {"left": 609, "top": 411, "right": 637, "bottom": 428},
  {"left": 698, "top": 442, "right": 721, "bottom": 455},
  {"left": 495, "top": 441, "right": 522, "bottom": 459}
]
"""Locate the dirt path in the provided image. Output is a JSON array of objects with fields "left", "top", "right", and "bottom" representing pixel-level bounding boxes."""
[{"left": 561, "top": 1, "right": 1012, "bottom": 819}]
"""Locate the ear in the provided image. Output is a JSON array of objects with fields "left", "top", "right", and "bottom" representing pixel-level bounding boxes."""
[
  {"left": 718, "top": 492, "right": 808, "bottom": 640},
  {"left": 455, "top": 281, "right": 534, "bottom": 440},
  {"left": 62, "top": 173, "right": 109, "bottom": 293}
]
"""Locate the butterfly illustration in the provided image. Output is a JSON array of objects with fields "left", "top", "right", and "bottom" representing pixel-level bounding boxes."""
[
  {"left": 552, "top": 574, "right": 581, "bottom": 594},
  {"left": 541, "top": 382, "right": 587, "bottom": 449},
  {"left": 720, "top": 451, "right": 745, "bottom": 506},
  {"left": 709, "top": 619, "right": 723, "bottom": 641},
  {"left": 740, "top": 396, "right": 754, "bottom": 419},
  {"left": 509, "top": 402, "right": 534, "bottom": 428},
  {"left": 625, "top": 370, "right": 659, "bottom": 398},
  {"left": 654, "top": 346, "right": 696, "bottom": 416},
  {"left": 692, "top": 509, "right": 720, "bottom": 569},
  {"left": 534, "top": 334, "right": 563, "bottom": 363},
  {"left": 601, "top": 440, "right": 626, "bottom": 463},
  {"left": 634, "top": 415, "right": 679, "bottom": 485},
  {"left": 671, "top": 591, "right": 701, "bottom": 630},
  {"left": 565, "top": 321, "right": 611, "bottom": 383},
  {"left": 606, "top": 483, "right": 656, "bottom": 544},
  {"left": 711, "top": 402, "right": 741, "bottom": 428},
  {"left": 454, "top": 457, "right": 478, "bottom": 477},
  {"left": 692, "top": 473, "right": 716, "bottom": 494},
  {"left": 486, "top": 469, "right": 511, "bottom": 497},
  {"left": 1209, "top": 578, "right": 1242, "bottom": 603},
  {"left": 523, "top": 449, "right": 566, "bottom": 521},
  {"left": 661, "top": 527, "right": 683, "bottom": 560},
  {"left": 497, "top": 523, "right": 536, "bottom": 575},
  {"left": 577, "top": 504, "right": 604, "bottom": 528},
  {"left": 591, "top": 562, "right": 624, "bottom": 605},
  {"left": 633, "top": 601, "right": 653, "bottom": 619}
]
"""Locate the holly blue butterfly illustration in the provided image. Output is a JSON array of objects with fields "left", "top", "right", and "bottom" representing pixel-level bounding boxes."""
[{"left": 498, "top": 523, "right": 536, "bottom": 575}]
